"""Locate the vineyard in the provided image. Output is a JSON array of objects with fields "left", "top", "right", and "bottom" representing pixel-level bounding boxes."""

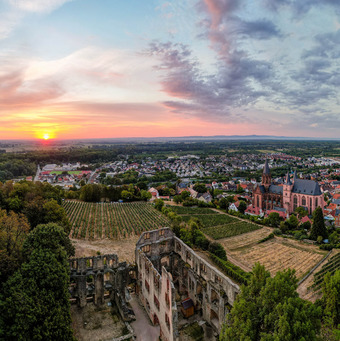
[
  {"left": 219, "top": 227, "right": 274, "bottom": 251},
  {"left": 169, "top": 206, "right": 261, "bottom": 239},
  {"left": 203, "top": 221, "right": 261, "bottom": 240},
  {"left": 312, "top": 252, "right": 340, "bottom": 290},
  {"left": 168, "top": 206, "right": 216, "bottom": 215},
  {"left": 221, "top": 236, "right": 326, "bottom": 279},
  {"left": 181, "top": 214, "right": 238, "bottom": 227},
  {"left": 63, "top": 201, "right": 170, "bottom": 239}
]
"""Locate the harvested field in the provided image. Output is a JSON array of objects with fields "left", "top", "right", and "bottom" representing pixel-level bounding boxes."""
[
  {"left": 220, "top": 234, "right": 326, "bottom": 279},
  {"left": 220, "top": 227, "right": 273, "bottom": 251}
]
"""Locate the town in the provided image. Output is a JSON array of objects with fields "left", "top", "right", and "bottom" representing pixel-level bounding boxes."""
[{"left": 1, "top": 139, "right": 340, "bottom": 341}]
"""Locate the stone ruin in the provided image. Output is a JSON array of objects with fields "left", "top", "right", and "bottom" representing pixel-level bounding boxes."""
[
  {"left": 69, "top": 228, "right": 240, "bottom": 341},
  {"left": 69, "top": 254, "right": 136, "bottom": 321},
  {"left": 135, "top": 228, "right": 240, "bottom": 341}
]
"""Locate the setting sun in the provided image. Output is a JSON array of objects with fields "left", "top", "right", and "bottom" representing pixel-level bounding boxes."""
[{"left": 43, "top": 134, "right": 50, "bottom": 140}]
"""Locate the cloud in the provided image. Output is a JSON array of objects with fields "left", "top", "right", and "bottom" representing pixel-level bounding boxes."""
[
  {"left": 235, "top": 19, "right": 282, "bottom": 40},
  {"left": 0, "top": 10, "right": 23, "bottom": 39},
  {"left": 6, "top": 0, "right": 74, "bottom": 13},
  {"left": 0, "top": 68, "right": 65, "bottom": 110},
  {"left": 147, "top": 41, "right": 276, "bottom": 122},
  {"left": 263, "top": 0, "right": 340, "bottom": 17}
]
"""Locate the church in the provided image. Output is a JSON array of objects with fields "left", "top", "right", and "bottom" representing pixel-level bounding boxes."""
[{"left": 253, "top": 160, "right": 324, "bottom": 215}]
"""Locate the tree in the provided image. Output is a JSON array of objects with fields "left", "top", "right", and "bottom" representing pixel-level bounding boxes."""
[
  {"left": 121, "top": 190, "right": 133, "bottom": 201},
  {"left": 173, "top": 195, "right": 183, "bottom": 204},
  {"left": 140, "top": 190, "right": 152, "bottom": 201},
  {"left": 193, "top": 183, "right": 207, "bottom": 193},
  {"left": 295, "top": 206, "right": 308, "bottom": 218},
  {"left": 208, "top": 242, "right": 227, "bottom": 261},
  {"left": 267, "top": 212, "right": 281, "bottom": 227},
  {"left": 0, "top": 223, "right": 75, "bottom": 340},
  {"left": 310, "top": 207, "right": 327, "bottom": 240},
  {"left": 219, "top": 198, "right": 228, "bottom": 209},
  {"left": 181, "top": 191, "right": 190, "bottom": 200},
  {"left": 321, "top": 270, "right": 340, "bottom": 327},
  {"left": 0, "top": 210, "right": 30, "bottom": 283},
  {"left": 236, "top": 184, "right": 244, "bottom": 193},
  {"left": 238, "top": 200, "right": 247, "bottom": 214},
  {"left": 220, "top": 263, "right": 321, "bottom": 341},
  {"left": 154, "top": 199, "right": 164, "bottom": 211},
  {"left": 287, "top": 214, "right": 299, "bottom": 230},
  {"left": 329, "top": 231, "right": 339, "bottom": 245}
]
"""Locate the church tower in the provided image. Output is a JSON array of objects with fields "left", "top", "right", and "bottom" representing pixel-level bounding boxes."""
[
  {"left": 283, "top": 172, "right": 293, "bottom": 214},
  {"left": 261, "top": 159, "right": 271, "bottom": 189}
]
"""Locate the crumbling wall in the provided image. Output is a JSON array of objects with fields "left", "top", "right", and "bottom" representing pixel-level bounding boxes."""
[
  {"left": 136, "top": 228, "right": 240, "bottom": 340},
  {"left": 69, "top": 254, "right": 135, "bottom": 321}
]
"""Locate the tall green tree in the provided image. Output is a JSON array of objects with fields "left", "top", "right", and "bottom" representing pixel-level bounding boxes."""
[
  {"left": 0, "top": 223, "right": 75, "bottom": 340},
  {"left": 220, "top": 263, "right": 321, "bottom": 341},
  {"left": 238, "top": 200, "right": 247, "bottom": 214},
  {"left": 310, "top": 207, "right": 327, "bottom": 240}
]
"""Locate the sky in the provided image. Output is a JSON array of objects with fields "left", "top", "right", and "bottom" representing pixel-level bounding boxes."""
[{"left": 1, "top": 0, "right": 340, "bottom": 140}]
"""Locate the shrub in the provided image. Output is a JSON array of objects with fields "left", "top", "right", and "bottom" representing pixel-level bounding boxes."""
[
  {"left": 258, "top": 233, "right": 274, "bottom": 243},
  {"left": 208, "top": 242, "right": 227, "bottom": 261},
  {"left": 273, "top": 228, "right": 282, "bottom": 236}
]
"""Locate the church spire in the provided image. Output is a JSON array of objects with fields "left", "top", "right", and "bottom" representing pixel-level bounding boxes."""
[
  {"left": 263, "top": 159, "right": 270, "bottom": 175},
  {"left": 262, "top": 159, "right": 271, "bottom": 188},
  {"left": 293, "top": 170, "right": 297, "bottom": 181},
  {"left": 285, "top": 171, "right": 292, "bottom": 185}
]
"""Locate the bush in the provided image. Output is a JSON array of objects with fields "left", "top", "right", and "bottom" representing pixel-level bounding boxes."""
[
  {"left": 195, "top": 234, "right": 210, "bottom": 250},
  {"left": 209, "top": 253, "right": 250, "bottom": 285},
  {"left": 273, "top": 228, "right": 282, "bottom": 236},
  {"left": 319, "top": 244, "right": 334, "bottom": 251},
  {"left": 208, "top": 242, "right": 227, "bottom": 261},
  {"left": 258, "top": 233, "right": 274, "bottom": 243}
]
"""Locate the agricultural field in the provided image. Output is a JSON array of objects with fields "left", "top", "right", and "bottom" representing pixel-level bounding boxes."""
[
  {"left": 203, "top": 221, "right": 261, "bottom": 240},
  {"left": 167, "top": 206, "right": 215, "bottom": 215},
  {"left": 220, "top": 235, "right": 326, "bottom": 279},
  {"left": 312, "top": 251, "right": 340, "bottom": 290},
  {"left": 63, "top": 201, "right": 170, "bottom": 240},
  {"left": 169, "top": 205, "right": 261, "bottom": 239},
  {"left": 221, "top": 227, "right": 273, "bottom": 251},
  {"left": 181, "top": 213, "right": 238, "bottom": 227}
]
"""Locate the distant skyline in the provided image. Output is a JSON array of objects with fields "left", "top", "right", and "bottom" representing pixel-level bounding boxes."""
[{"left": 1, "top": 0, "right": 340, "bottom": 140}]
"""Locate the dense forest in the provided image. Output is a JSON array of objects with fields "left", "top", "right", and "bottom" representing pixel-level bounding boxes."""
[{"left": 0, "top": 181, "right": 74, "bottom": 340}]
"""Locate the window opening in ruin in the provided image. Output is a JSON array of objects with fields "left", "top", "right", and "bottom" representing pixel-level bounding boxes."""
[{"left": 154, "top": 295, "right": 160, "bottom": 310}]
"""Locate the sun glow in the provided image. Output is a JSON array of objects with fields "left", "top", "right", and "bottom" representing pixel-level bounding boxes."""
[{"left": 43, "top": 134, "right": 50, "bottom": 140}]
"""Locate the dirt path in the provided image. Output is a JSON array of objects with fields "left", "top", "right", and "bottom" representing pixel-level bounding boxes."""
[{"left": 130, "top": 294, "right": 160, "bottom": 341}]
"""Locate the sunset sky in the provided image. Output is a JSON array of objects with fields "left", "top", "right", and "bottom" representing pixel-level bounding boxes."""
[{"left": 1, "top": 0, "right": 340, "bottom": 140}]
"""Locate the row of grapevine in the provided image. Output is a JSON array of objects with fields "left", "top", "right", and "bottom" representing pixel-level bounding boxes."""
[
  {"left": 63, "top": 201, "right": 170, "bottom": 240},
  {"left": 169, "top": 205, "right": 261, "bottom": 239},
  {"left": 181, "top": 214, "right": 238, "bottom": 228},
  {"left": 203, "top": 221, "right": 261, "bottom": 240},
  {"left": 313, "top": 253, "right": 340, "bottom": 289}
]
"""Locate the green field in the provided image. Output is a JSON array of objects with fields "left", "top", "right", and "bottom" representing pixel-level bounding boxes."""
[
  {"left": 167, "top": 206, "right": 215, "bottom": 215},
  {"left": 203, "top": 221, "right": 261, "bottom": 239},
  {"left": 172, "top": 206, "right": 261, "bottom": 239},
  {"left": 63, "top": 201, "right": 170, "bottom": 239},
  {"left": 181, "top": 214, "right": 238, "bottom": 227}
]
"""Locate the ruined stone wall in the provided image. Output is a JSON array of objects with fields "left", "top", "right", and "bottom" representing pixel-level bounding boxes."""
[
  {"left": 136, "top": 228, "right": 179, "bottom": 341},
  {"left": 136, "top": 228, "right": 240, "bottom": 340},
  {"left": 69, "top": 254, "right": 135, "bottom": 321}
]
